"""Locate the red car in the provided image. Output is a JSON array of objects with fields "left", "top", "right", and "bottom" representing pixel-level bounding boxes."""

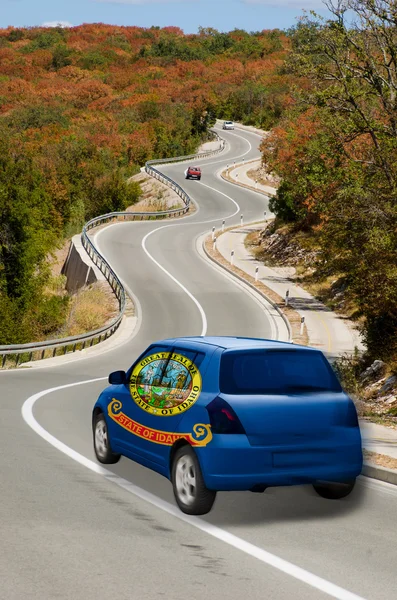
[{"left": 186, "top": 166, "right": 201, "bottom": 180}]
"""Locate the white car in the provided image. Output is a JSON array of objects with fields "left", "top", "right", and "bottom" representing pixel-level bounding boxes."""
[{"left": 222, "top": 121, "right": 234, "bottom": 130}]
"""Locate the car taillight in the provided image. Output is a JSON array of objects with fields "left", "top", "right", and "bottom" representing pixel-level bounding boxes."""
[
  {"left": 206, "top": 397, "right": 246, "bottom": 434},
  {"left": 335, "top": 401, "right": 359, "bottom": 427}
]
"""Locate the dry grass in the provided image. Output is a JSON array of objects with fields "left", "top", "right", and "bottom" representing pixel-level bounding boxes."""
[
  {"left": 221, "top": 168, "right": 272, "bottom": 198},
  {"left": 363, "top": 449, "right": 397, "bottom": 470},
  {"left": 61, "top": 281, "right": 119, "bottom": 337},
  {"left": 49, "top": 241, "right": 72, "bottom": 278},
  {"left": 204, "top": 231, "right": 309, "bottom": 346},
  {"left": 128, "top": 171, "right": 191, "bottom": 213},
  {"left": 246, "top": 166, "right": 279, "bottom": 187}
]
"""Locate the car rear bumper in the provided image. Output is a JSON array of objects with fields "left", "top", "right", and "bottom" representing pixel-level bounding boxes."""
[{"left": 196, "top": 433, "right": 363, "bottom": 491}]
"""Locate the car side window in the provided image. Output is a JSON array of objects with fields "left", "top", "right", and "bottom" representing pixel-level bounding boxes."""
[
  {"left": 129, "top": 345, "right": 170, "bottom": 384},
  {"left": 129, "top": 346, "right": 205, "bottom": 415},
  {"left": 158, "top": 349, "right": 204, "bottom": 389}
]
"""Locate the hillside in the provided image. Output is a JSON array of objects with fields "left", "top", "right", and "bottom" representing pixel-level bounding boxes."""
[
  {"left": 258, "top": 3, "right": 397, "bottom": 368},
  {"left": 0, "top": 24, "right": 293, "bottom": 345}
]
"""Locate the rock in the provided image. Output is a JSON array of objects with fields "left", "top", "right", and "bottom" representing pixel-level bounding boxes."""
[
  {"left": 384, "top": 396, "right": 397, "bottom": 406},
  {"left": 373, "top": 360, "right": 387, "bottom": 373},
  {"left": 359, "top": 360, "right": 386, "bottom": 380},
  {"left": 380, "top": 375, "right": 397, "bottom": 394}
]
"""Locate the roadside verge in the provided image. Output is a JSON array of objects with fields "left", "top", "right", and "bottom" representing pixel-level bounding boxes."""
[{"left": 202, "top": 228, "right": 308, "bottom": 346}]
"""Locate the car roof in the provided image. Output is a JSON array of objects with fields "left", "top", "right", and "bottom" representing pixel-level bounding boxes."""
[
  {"left": 188, "top": 166, "right": 201, "bottom": 170},
  {"left": 154, "top": 336, "right": 315, "bottom": 352}
]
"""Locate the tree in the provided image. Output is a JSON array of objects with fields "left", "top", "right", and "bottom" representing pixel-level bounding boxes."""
[{"left": 268, "top": 0, "right": 397, "bottom": 360}]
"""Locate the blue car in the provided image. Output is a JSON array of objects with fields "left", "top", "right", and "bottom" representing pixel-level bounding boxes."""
[{"left": 92, "top": 336, "right": 363, "bottom": 515}]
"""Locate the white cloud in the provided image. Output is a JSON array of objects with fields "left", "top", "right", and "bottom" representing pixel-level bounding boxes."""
[{"left": 42, "top": 21, "right": 73, "bottom": 28}]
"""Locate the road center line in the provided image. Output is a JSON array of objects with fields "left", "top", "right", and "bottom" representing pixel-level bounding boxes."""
[
  {"left": 94, "top": 182, "right": 243, "bottom": 338},
  {"left": 141, "top": 225, "right": 208, "bottom": 336},
  {"left": 22, "top": 379, "right": 367, "bottom": 600}
]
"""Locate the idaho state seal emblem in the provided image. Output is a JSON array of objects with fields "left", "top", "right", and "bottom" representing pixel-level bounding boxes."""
[{"left": 129, "top": 351, "right": 202, "bottom": 416}]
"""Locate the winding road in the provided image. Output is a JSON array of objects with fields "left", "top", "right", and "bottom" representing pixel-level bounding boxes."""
[{"left": 1, "top": 126, "right": 396, "bottom": 600}]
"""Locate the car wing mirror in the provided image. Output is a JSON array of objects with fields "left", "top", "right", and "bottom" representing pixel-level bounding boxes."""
[{"left": 108, "top": 370, "right": 127, "bottom": 385}]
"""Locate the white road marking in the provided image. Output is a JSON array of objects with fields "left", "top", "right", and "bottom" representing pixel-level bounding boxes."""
[
  {"left": 140, "top": 180, "right": 249, "bottom": 336},
  {"left": 195, "top": 232, "right": 283, "bottom": 342},
  {"left": 198, "top": 181, "right": 241, "bottom": 214},
  {"left": 142, "top": 226, "right": 208, "bottom": 336},
  {"left": 22, "top": 379, "right": 367, "bottom": 600},
  {"left": 94, "top": 181, "right": 244, "bottom": 339}
]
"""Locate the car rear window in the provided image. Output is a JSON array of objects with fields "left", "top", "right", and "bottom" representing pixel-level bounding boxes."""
[
  {"left": 190, "top": 166, "right": 200, "bottom": 171},
  {"left": 219, "top": 350, "right": 341, "bottom": 395}
]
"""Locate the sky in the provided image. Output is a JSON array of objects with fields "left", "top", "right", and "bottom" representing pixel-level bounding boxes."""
[{"left": 2, "top": 0, "right": 333, "bottom": 34}]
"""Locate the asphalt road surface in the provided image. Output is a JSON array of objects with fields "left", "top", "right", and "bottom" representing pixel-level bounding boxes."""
[{"left": 1, "top": 126, "right": 396, "bottom": 600}]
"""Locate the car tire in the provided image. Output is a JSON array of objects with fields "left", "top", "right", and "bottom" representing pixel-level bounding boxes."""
[
  {"left": 93, "top": 412, "right": 121, "bottom": 464},
  {"left": 171, "top": 445, "right": 216, "bottom": 515},
  {"left": 313, "top": 479, "right": 356, "bottom": 499},
  {"left": 198, "top": 177, "right": 201, "bottom": 181}
]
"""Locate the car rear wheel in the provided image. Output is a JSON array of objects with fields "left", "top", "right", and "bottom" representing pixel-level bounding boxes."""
[
  {"left": 93, "top": 412, "right": 121, "bottom": 464},
  {"left": 313, "top": 479, "right": 356, "bottom": 499},
  {"left": 198, "top": 176, "right": 201, "bottom": 180},
  {"left": 171, "top": 446, "right": 216, "bottom": 515}
]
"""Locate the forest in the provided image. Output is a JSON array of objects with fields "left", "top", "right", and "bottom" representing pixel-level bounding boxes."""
[{"left": 0, "top": 24, "right": 291, "bottom": 345}]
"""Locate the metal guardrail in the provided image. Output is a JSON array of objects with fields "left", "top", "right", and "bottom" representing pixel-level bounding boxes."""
[{"left": 0, "top": 130, "right": 226, "bottom": 368}]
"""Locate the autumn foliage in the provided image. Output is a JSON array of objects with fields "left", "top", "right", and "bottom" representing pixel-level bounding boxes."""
[
  {"left": 0, "top": 24, "right": 292, "bottom": 344},
  {"left": 265, "top": 1, "right": 397, "bottom": 362}
]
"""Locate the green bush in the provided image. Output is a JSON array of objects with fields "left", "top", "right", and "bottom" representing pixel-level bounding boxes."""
[
  {"left": 6, "top": 105, "right": 70, "bottom": 131},
  {"left": 50, "top": 44, "right": 72, "bottom": 70}
]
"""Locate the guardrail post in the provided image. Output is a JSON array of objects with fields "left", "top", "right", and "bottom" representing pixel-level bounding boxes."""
[
  {"left": 52, "top": 348, "right": 56, "bottom": 357},
  {"left": 300, "top": 316, "right": 305, "bottom": 336},
  {"left": 2, "top": 355, "right": 6, "bottom": 368}
]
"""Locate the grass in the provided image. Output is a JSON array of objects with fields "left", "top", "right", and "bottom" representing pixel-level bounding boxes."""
[
  {"left": 61, "top": 282, "right": 118, "bottom": 337},
  {"left": 246, "top": 166, "right": 279, "bottom": 188},
  {"left": 363, "top": 449, "right": 397, "bottom": 470}
]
